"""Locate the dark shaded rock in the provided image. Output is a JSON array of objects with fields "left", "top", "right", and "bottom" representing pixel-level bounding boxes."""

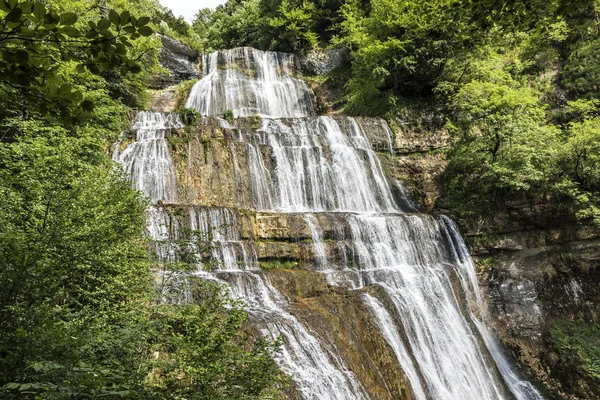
[
  {"left": 151, "top": 35, "right": 199, "bottom": 89},
  {"left": 476, "top": 239, "right": 600, "bottom": 399}
]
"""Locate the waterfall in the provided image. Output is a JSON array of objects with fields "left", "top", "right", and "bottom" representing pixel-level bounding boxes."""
[
  {"left": 185, "top": 47, "right": 314, "bottom": 117},
  {"left": 116, "top": 47, "right": 545, "bottom": 400},
  {"left": 223, "top": 116, "right": 399, "bottom": 212},
  {"left": 150, "top": 206, "right": 370, "bottom": 400},
  {"left": 363, "top": 294, "right": 428, "bottom": 400},
  {"left": 113, "top": 111, "right": 182, "bottom": 203}
]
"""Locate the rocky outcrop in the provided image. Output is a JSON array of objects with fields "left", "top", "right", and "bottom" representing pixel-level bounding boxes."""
[
  {"left": 165, "top": 116, "right": 400, "bottom": 209},
  {"left": 476, "top": 237, "right": 600, "bottom": 399},
  {"left": 299, "top": 48, "right": 348, "bottom": 76},
  {"left": 270, "top": 271, "right": 416, "bottom": 399},
  {"left": 155, "top": 200, "right": 418, "bottom": 398},
  {"left": 151, "top": 35, "right": 199, "bottom": 88}
]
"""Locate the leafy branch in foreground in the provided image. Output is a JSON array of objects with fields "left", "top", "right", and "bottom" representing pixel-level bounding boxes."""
[{"left": 0, "top": 0, "right": 154, "bottom": 122}]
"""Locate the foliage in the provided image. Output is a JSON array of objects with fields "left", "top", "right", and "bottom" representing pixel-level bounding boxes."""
[
  {"left": 223, "top": 109, "right": 235, "bottom": 123},
  {"left": 180, "top": 107, "right": 200, "bottom": 126},
  {"left": 562, "top": 38, "right": 600, "bottom": 99},
  {"left": 0, "top": 94, "right": 283, "bottom": 400},
  {"left": 0, "top": 0, "right": 154, "bottom": 122},
  {"left": 333, "top": 0, "right": 472, "bottom": 115},
  {"left": 441, "top": 55, "right": 560, "bottom": 209},
  {"left": 193, "top": 0, "right": 348, "bottom": 53},
  {"left": 144, "top": 280, "right": 284, "bottom": 400},
  {"left": 550, "top": 318, "right": 600, "bottom": 381},
  {"left": 194, "top": 0, "right": 265, "bottom": 51},
  {"left": 0, "top": 2, "right": 284, "bottom": 399},
  {"left": 0, "top": 126, "right": 149, "bottom": 397},
  {"left": 554, "top": 118, "right": 600, "bottom": 225},
  {"left": 267, "top": 0, "right": 318, "bottom": 52},
  {"left": 183, "top": 0, "right": 600, "bottom": 226}
]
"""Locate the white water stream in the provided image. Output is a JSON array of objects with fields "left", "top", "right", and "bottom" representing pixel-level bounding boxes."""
[
  {"left": 185, "top": 47, "right": 314, "bottom": 117},
  {"left": 116, "top": 47, "right": 545, "bottom": 400}
]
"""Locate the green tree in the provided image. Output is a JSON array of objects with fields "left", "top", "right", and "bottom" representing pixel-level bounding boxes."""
[
  {"left": 441, "top": 55, "right": 560, "bottom": 213},
  {"left": 267, "top": 0, "right": 318, "bottom": 52}
]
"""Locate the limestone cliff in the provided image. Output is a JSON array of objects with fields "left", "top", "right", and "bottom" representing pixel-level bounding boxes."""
[{"left": 137, "top": 45, "right": 553, "bottom": 399}]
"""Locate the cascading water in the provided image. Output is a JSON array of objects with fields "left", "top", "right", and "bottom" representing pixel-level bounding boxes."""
[
  {"left": 185, "top": 47, "right": 314, "bottom": 118},
  {"left": 114, "top": 111, "right": 182, "bottom": 203},
  {"left": 117, "top": 46, "right": 545, "bottom": 399},
  {"left": 147, "top": 205, "right": 369, "bottom": 400}
]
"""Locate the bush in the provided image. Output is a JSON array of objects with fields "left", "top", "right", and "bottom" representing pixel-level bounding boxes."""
[
  {"left": 179, "top": 107, "right": 201, "bottom": 126},
  {"left": 223, "top": 109, "right": 234, "bottom": 123}
]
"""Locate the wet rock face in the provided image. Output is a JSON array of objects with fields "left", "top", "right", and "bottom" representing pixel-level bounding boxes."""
[
  {"left": 488, "top": 278, "right": 544, "bottom": 341},
  {"left": 475, "top": 239, "right": 600, "bottom": 399},
  {"left": 153, "top": 35, "right": 199, "bottom": 88},
  {"left": 167, "top": 116, "right": 398, "bottom": 210},
  {"left": 383, "top": 153, "right": 448, "bottom": 212},
  {"left": 299, "top": 48, "right": 348, "bottom": 75}
]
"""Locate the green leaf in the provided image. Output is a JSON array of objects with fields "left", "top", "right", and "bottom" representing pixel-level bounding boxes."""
[
  {"left": 17, "top": 1, "right": 33, "bottom": 14},
  {"left": 59, "top": 83, "right": 72, "bottom": 95},
  {"left": 80, "top": 99, "right": 94, "bottom": 112},
  {"left": 109, "top": 9, "right": 120, "bottom": 25},
  {"left": 15, "top": 50, "right": 28, "bottom": 63},
  {"left": 33, "top": 2, "right": 45, "bottom": 21},
  {"left": 136, "top": 16, "right": 150, "bottom": 26},
  {"left": 115, "top": 43, "right": 127, "bottom": 55},
  {"left": 19, "top": 27, "right": 34, "bottom": 37},
  {"left": 43, "top": 12, "right": 59, "bottom": 25},
  {"left": 120, "top": 11, "right": 131, "bottom": 25},
  {"left": 60, "top": 26, "right": 81, "bottom": 37},
  {"left": 5, "top": 7, "right": 22, "bottom": 22},
  {"left": 129, "top": 64, "right": 142, "bottom": 73},
  {"left": 16, "top": 73, "right": 29, "bottom": 86},
  {"left": 0, "top": 0, "right": 10, "bottom": 12},
  {"left": 74, "top": 111, "right": 91, "bottom": 122},
  {"left": 60, "top": 12, "right": 77, "bottom": 25},
  {"left": 4, "top": 383, "right": 20, "bottom": 389},
  {"left": 97, "top": 18, "right": 111, "bottom": 30},
  {"left": 137, "top": 26, "right": 152, "bottom": 37},
  {"left": 87, "top": 63, "right": 100, "bottom": 75},
  {"left": 99, "top": 30, "right": 114, "bottom": 39}
]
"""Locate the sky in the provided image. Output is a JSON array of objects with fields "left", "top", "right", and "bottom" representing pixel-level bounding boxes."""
[{"left": 158, "top": 0, "right": 227, "bottom": 22}]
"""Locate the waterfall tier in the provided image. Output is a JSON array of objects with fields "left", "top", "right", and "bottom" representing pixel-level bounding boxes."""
[
  {"left": 185, "top": 47, "right": 314, "bottom": 118},
  {"left": 115, "top": 47, "right": 545, "bottom": 400}
]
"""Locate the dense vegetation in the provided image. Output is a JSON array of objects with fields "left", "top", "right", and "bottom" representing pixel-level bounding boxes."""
[
  {"left": 187, "top": 0, "right": 600, "bottom": 226},
  {"left": 0, "top": 1, "right": 282, "bottom": 399},
  {"left": 550, "top": 317, "right": 600, "bottom": 389}
]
